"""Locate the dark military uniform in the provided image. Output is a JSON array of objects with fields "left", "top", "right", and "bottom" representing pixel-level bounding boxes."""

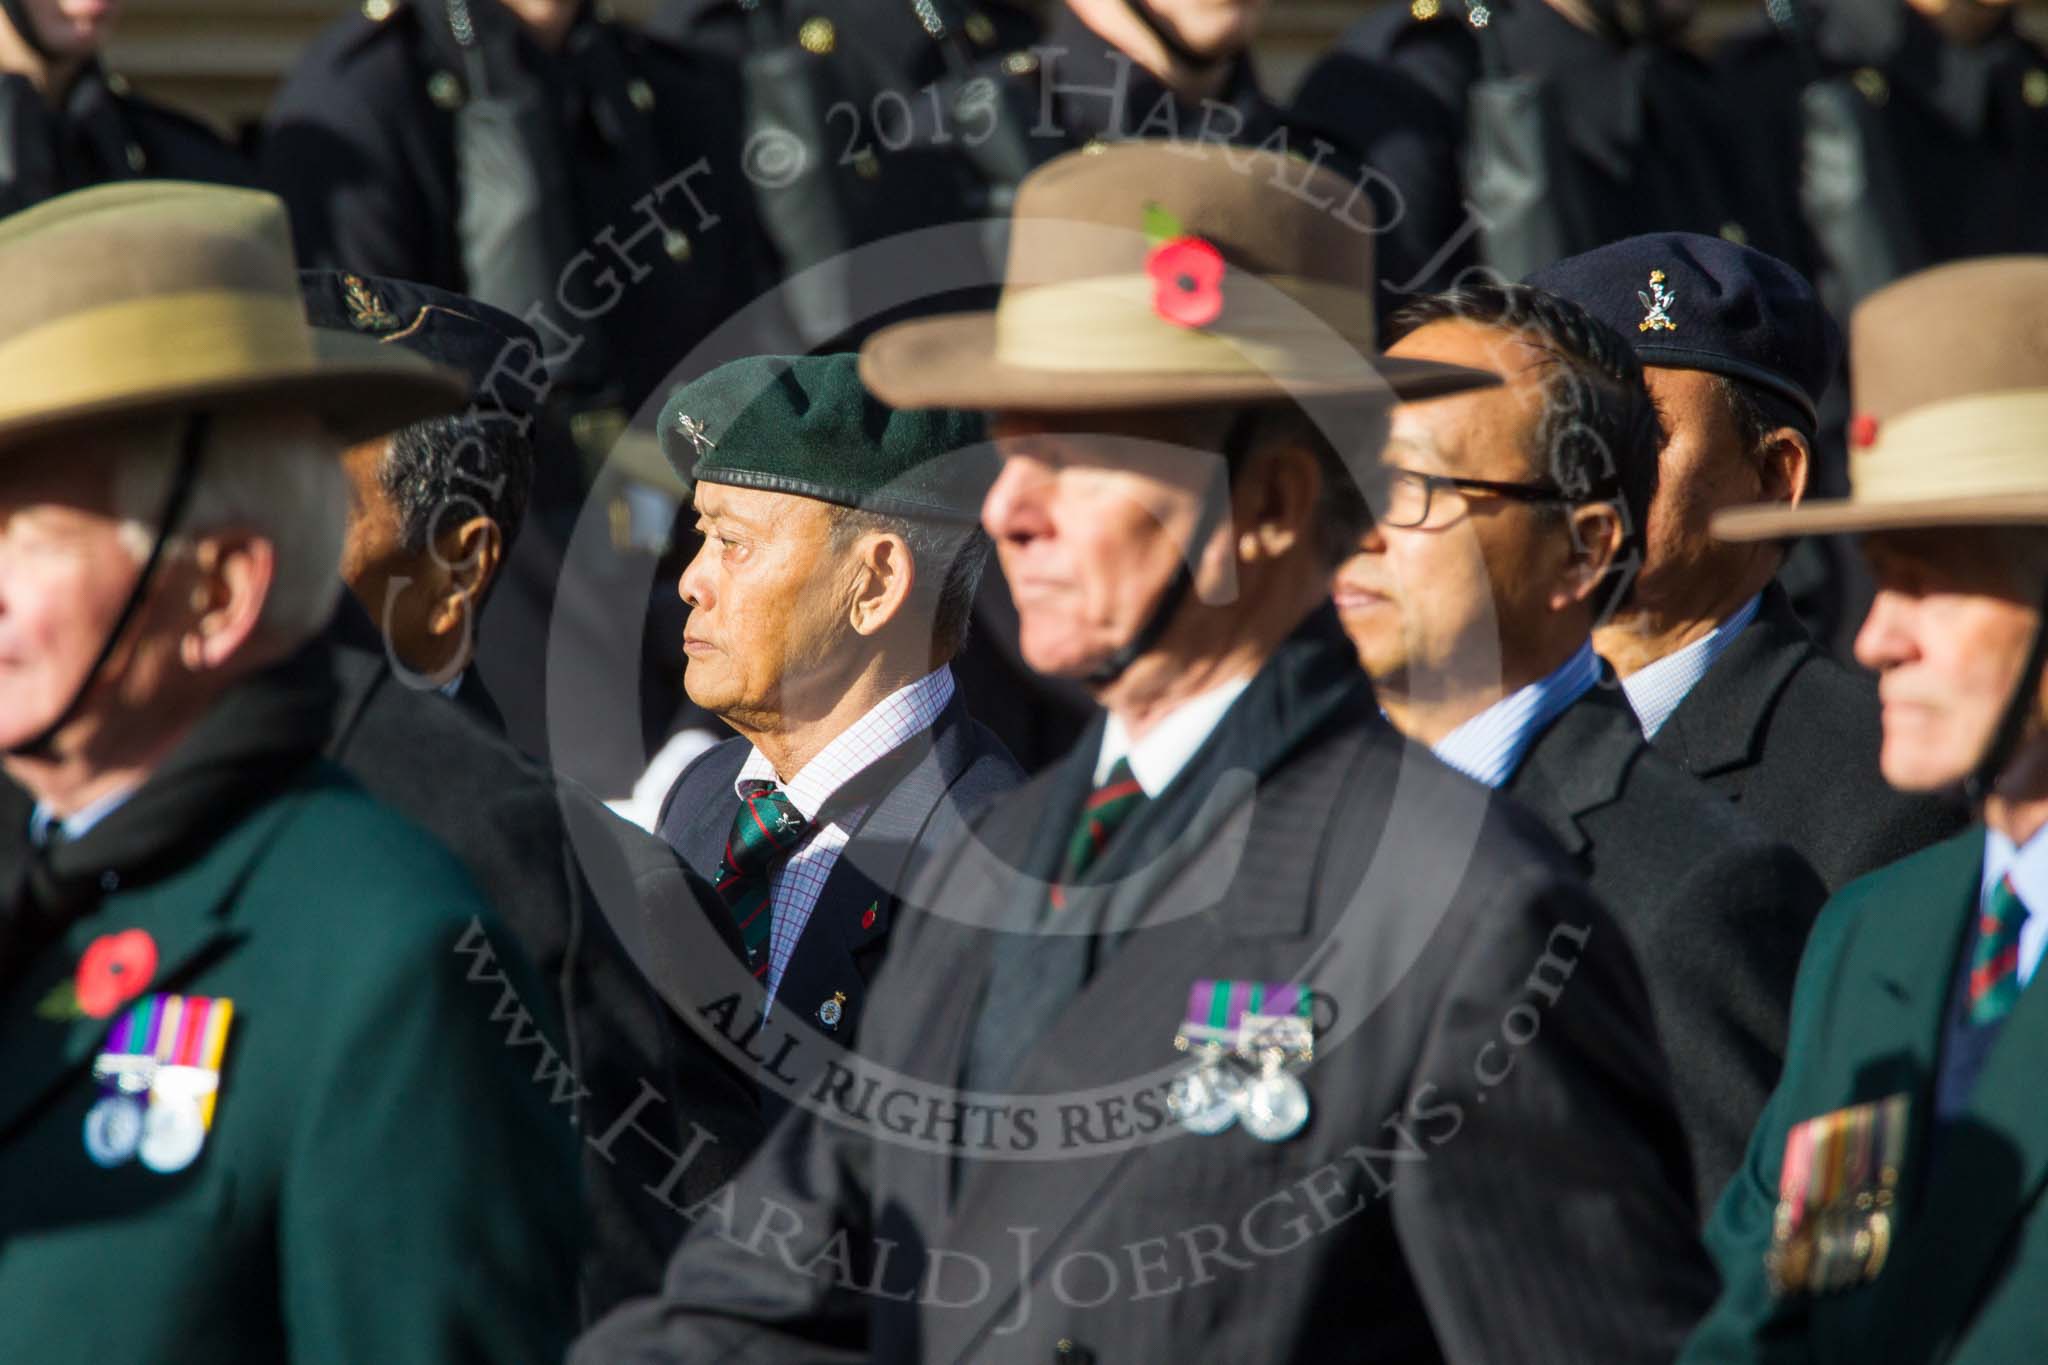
[
  {"left": 1715, "top": 2, "right": 2048, "bottom": 321},
  {"left": 262, "top": 0, "right": 760, "bottom": 415},
  {"left": 651, "top": 0, "right": 1036, "bottom": 82},
  {"left": 0, "top": 61, "right": 251, "bottom": 218},
  {"left": 262, "top": 0, "right": 769, "bottom": 788},
  {"left": 1293, "top": 0, "right": 1781, "bottom": 299}
]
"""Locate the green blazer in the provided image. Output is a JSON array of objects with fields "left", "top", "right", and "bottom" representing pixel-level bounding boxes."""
[
  {"left": 1686, "top": 825, "right": 2048, "bottom": 1363},
  {"left": 0, "top": 764, "right": 580, "bottom": 1363}
]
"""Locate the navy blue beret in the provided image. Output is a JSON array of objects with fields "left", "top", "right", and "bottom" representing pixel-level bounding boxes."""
[
  {"left": 1525, "top": 233, "right": 1840, "bottom": 427},
  {"left": 298, "top": 269, "right": 544, "bottom": 423}
]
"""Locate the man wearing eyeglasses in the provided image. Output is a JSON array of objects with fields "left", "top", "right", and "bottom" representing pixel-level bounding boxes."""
[{"left": 1334, "top": 282, "right": 1829, "bottom": 1213}]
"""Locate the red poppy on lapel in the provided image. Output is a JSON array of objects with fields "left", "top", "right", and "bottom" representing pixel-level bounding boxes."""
[{"left": 76, "top": 930, "right": 158, "bottom": 1019}]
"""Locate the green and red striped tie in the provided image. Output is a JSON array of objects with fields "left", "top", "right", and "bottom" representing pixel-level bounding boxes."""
[
  {"left": 1050, "top": 757, "right": 1147, "bottom": 910},
  {"left": 1969, "top": 873, "right": 2031, "bottom": 1025},
  {"left": 715, "top": 782, "right": 809, "bottom": 978}
]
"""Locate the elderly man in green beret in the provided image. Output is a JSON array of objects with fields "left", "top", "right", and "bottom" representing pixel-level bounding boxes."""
[
  {"left": 0, "top": 182, "right": 577, "bottom": 1361},
  {"left": 1685, "top": 259, "right": 2048, "bottom": 1359},
  {"left": 650, "top": 354, "right": 1022, "bottom": 1098}
]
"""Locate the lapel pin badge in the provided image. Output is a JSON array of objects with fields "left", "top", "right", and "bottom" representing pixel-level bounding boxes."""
[{"left": 818, "top": 991, "right": 848, "bottom": 1030}]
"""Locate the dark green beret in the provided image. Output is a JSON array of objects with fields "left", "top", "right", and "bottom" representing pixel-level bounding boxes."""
[{"left": 658, "top": 354, "right": 989, "bottom": 523}]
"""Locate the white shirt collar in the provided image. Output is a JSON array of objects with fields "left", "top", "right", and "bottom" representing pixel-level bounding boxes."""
[
  {"left": 1431, "top": 641, "right": 1602, "bottom": 789},
  {"left": 1619, "top": 593, "right": 1763, "bottom": 740},
  {"left": 28, "top": 783, "right": 140, "bottom": 847},
  {"left": 1094, "top": 676, "right": 1254, "bottom": 797},
  {"left": 734, "top": 666, "right": 956, "bottom": 820}
]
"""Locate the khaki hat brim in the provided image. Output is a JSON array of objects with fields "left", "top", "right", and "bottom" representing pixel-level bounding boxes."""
[
  {"left": 1715, "top": 493, "right": 2048, "bottom": 541},
  {"left": 858, "top": 310, "right": 1498, "bottom": 412},
  {"left": 0, "top": 329, "right": 467, "bottom": 452}
]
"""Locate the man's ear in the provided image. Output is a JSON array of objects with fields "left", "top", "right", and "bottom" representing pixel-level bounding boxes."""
[
  {"left": 1553, "top": 501, "right": 1625, "bottom": 612},
  {"left": 1229, "top": 444, "right": 1321, "bottom": 564},
  {"left": 180, "top": 532, "right": 276, "bottom": 671},
  {"left": 427, "top": 515, "right": 502, "bottom": 637},
  {"left": 848, "top": 527, "right": 916, "bottom": 638},
  {"left": 1759, "top": 428, "right": 1811, "bottom": 508}
]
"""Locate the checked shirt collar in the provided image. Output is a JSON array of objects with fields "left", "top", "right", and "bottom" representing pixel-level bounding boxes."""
[{"left": 733, "top": 665, "right": 957, "bottom": 822}]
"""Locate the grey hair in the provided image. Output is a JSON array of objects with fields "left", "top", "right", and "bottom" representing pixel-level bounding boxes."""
[
  {"left": 826, "top": 505, "right": 990, "bottom": 659},
  {"left": 112, "top": 410, "right": 347, "bottom": 647}
]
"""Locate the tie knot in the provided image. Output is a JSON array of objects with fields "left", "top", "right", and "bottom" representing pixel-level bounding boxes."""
[
  {"left": 1987, "top": 873, "right": 2029, "bottom": 927},
  {"left": 1056, "top": 757, "right": 1148, "bottom": 898},
  {"left": 727, "top": 783, "right": 809, "bottom": 876}
]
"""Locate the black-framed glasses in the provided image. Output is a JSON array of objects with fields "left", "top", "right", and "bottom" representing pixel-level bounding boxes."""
[{"left": 1367, "top": 465, "right": 1572, "bottom": 530}]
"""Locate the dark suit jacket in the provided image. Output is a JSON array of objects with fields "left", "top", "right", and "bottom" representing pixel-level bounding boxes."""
[
  {"left": 1653, "top": 584, "right": 1967, "bottom": 893},
  {"left": 1506, "top": 683, "right": 1831, "bottom": 1213},
  {"left": 579, "top": 614, "right": 1716, "bottom": 1365},
  {"left": 1686, "top": 826, "right": 2048, "bottom": 1364},
  {"left": 656, "top": 693, "right": 1022, "bottom": 1055},
  {"left": 324, "top": 644, "right": 763, "bottom": 1323}
]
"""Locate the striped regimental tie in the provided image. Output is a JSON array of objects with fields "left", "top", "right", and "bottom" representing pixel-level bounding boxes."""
[
  {"left": 714, "top": 782, "right": 811, "bottom": 978},
  {"left": 1049, "top": 757, "right": 1147, "bottom": 910},
  {"left": 1969, "top": 873, "right": 2031, "bottom": 1026}
]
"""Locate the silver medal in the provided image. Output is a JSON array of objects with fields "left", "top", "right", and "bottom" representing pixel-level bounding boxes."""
[
  {"left": 1237, "top": 1067, "right": 1311, "bottom": 1143},
  {"left": 1169, "top": 1064, "right": 1244, "bottom": 1135},
  {"left": 83, "top": 1093, "right": 145, "bottom": 1168},
  {"left": 138, "top": 1098, "right": 207, "bottom": 1174}
]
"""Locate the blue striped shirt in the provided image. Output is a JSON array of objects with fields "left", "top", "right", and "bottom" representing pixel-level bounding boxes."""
[
  {"left": 1431, "top": 642, "right": 1602, "bottom": 789},
  {"left": 1620, "top": 593, "right": 1763, "bottom": 740}
]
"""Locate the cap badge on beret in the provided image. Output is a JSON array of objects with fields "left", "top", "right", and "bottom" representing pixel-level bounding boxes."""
[
  {"left": 1142, "top": 202, "right": 1225, "bottom": 332},
  {"left": 342, "top": 273, "right": 400, "bottom": 334},
  {"left": 674, "top": 412, "right": 716, "bottom": 456},
  {"left": 1637, "top": 270, "right": 1678, "bottom": 334}
]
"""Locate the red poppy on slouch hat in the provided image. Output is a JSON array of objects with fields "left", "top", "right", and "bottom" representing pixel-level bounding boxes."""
[
  {"left": 1147, "top": 237, "right": 1225, "bottom": 330},
  {"left": 1141, "top": 200, "right": 1225, "bottom": 330},
  {"left": 858, "top": 141, "right": 1501, "bottom": 413},
  {"left": 1716, "top": 256, "right": 2048, "bottom": 539}
]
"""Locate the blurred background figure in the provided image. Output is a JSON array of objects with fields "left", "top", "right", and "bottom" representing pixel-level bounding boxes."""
[
  {"left": 1717, "top": 0, "right": 2048, "bottom": 323},
  {"left": 1292, "top": 0, "right": 1769, "bottom": 300},
  {"left": 298, "top": 264, "right": 766, "bottom": 1320},
  {"left": 302, "top": 269, "right": 535, "bottom": 728},
  {"left": 0, "top": 0, "right": 248, "bottom": 216},
  {"left": 262, "top": 0, "right": 770, "bottom": 791}
]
